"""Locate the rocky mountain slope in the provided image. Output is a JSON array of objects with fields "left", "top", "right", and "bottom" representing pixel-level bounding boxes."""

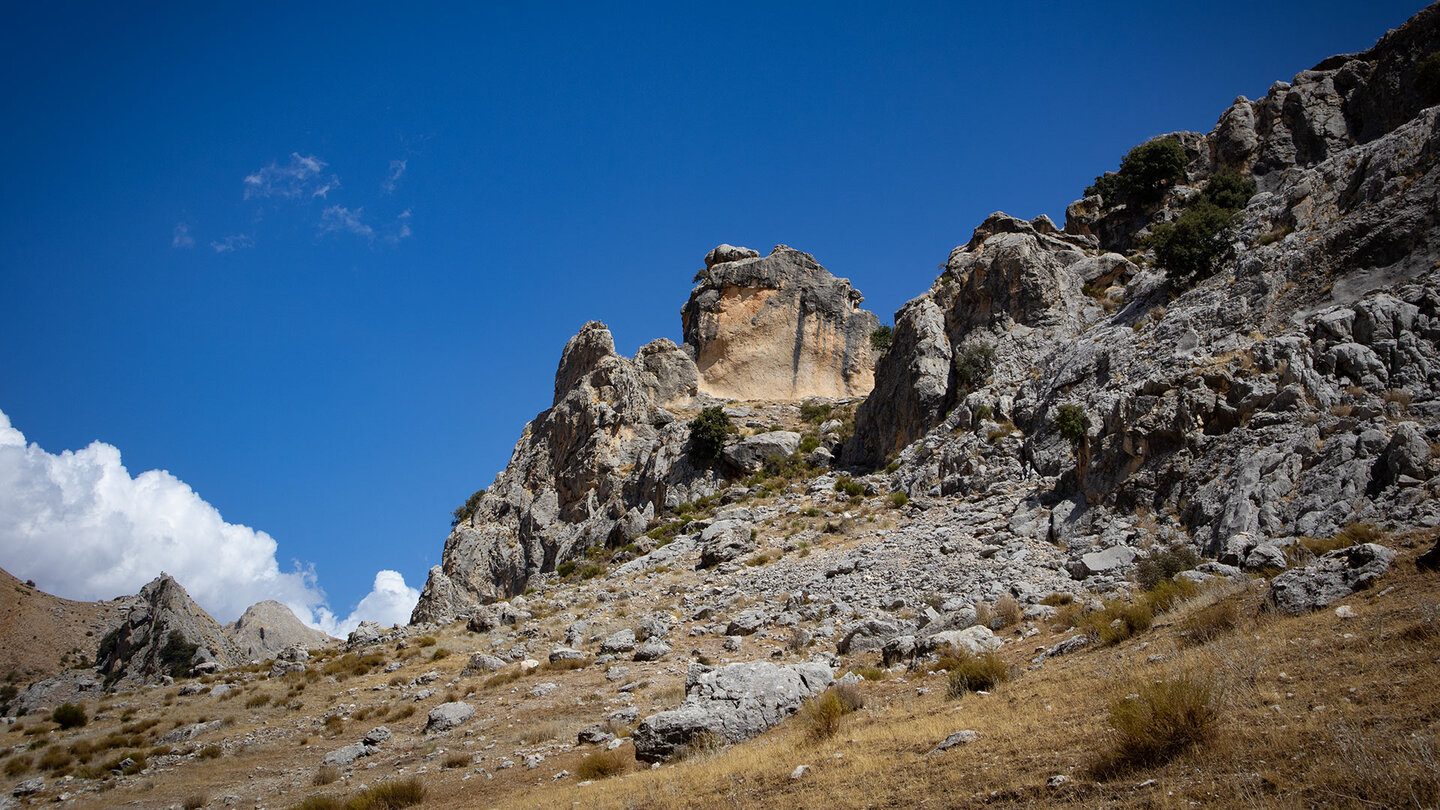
[
  {"left": 0, "top": 568, "right": 133, "bottom": 687},
  {"left": 6, "top": 5, "right": 1440, "bottom": 809},
  {"left": 413, "top": 246, "right": 880, "bottom": 620},
  {"left": 419, "top": 0, "right": 1440, "bottom": 625}
]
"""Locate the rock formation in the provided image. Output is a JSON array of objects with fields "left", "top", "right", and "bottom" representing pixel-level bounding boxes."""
[
  {"left": 418, "top": 3, "right": 1440, "bottom": 625},
  {"left": 683, "top": 245, "right": 879, "bottom": 400},
  {"left": 845, "top": 7, "right": 1440, "bottom": 564},
  {"left": 97, "top": 574, "right": 242, "bottom": 684},
  {"left": 414, "top": 249, "right": 881, "bottom": 621},
  {"left": 225, "top": 600, "right": 332, "bottom": 660}
]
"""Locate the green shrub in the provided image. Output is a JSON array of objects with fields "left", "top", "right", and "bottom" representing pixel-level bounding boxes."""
[
  {"left": 1202, "top": 170, "right": 1256, "bottom": 210},
  {"left": 1096, "top": 672, "right": 1219, "bottom": 775},
  {"left": 798, "top": 435, "right": 820, "bottom": 453},
  {"left": 941, "top": 651, "right": 1010, "bottom": 697},
  {"left": 1086, "top": 138, "right": 1188, "bottom": 207},
  {"left": 450, "top": 489, "right": 486, "bottom": 528},
  {"left": 834, "top": 476, "right": 865, "bottom": 499},
  {"left": 1080, "top": 599, "right": 1155, "bottom": 645},
  {"left": 1143, "top": 576, "right": 1200, "bottom": 613},
  {"left": 888, "top": 491, "right": 908, "bottom": 509},
  {"left": 1150, "top": 199, "right": 1236, "bottom": 282},
  {"left": 952, "top": 342, "right": 996, "bottom": 391},
  {"left": 159, "top": 630, "right": 199, "bottom": 678},
  {"left": 1134, "top": 545, "right": 1200, "bottom": 590},
  {"left": 869, "top": 325, "right": 893, "bottom": 351},
  {"left": 1055, "top": 404, "right": 1088, "bottom": 446},
  {"left": 556, "top": 560, "right": 577, "bottom": 578},
  {"left": 51, "top": 703, "right": 87, "bottom": 730},
  {"left": 688, "top": 406, "right": 733, "bottom": 460},
  {"left": 800, "top": 402, "right": 833, "bottom": 423}
]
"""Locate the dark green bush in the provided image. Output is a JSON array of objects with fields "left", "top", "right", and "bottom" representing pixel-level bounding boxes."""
[
  {"left": 159, "top": 630, "right": 199, "bottom": 678},
  {"left": 450, "top": 489, "right": 486, "bottom": 528},
  {"left": 1056, "top": 404, "right": 1088, "bottom": 446},
  {"left": 952, "top": 341, "right": 996, "bottom": 391},
  {"left": 1134, "top": 545, "right": 1200, "bottom": 590},
  {"left": 1149, "top": 199, "right": 1236, "bottom": 283},
  {"left": 799, "top": 402, "right": 833, "bottom": 423},
  {"left": 688, "top": 406, "right": 733, "bottom": 460},
  {"left": 1086, "top": 138, "right": 1188, "bottom": 207},
  {"left": 51, "top": 703, "right": 87, "bottom": 730},
  {"left": 869, "top": 325, "right": 893, "bottom": 352},
  {"left": 1202, "top": 170, "right": 1256, "bottom": 210}
]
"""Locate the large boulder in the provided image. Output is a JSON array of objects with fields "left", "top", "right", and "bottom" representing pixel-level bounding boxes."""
[
  {"left": 697, "top": 520, "right": 756, "bottom": 569},
  {"left": 722, "top": 431, "right": 802, "bottom": 473},
  {"left": 425, "top": 702, "right": 476, "bottom": 733},
  {"left": 632, "top": 661, "right": 833, "bottom": 762},
  {"left": 1267, "top": 543, "right": 1396, "bottom": 614}
]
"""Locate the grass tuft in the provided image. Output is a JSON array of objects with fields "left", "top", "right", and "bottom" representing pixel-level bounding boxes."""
[
  {"left": 575, "top": 748, "right": 629, "bottom": 780},
  {"left": 940, "top": 651, "right": 1010, "bottom": 698},
  {"left": 1093, "top": 671, "right": 1219, "bottom": 777}
]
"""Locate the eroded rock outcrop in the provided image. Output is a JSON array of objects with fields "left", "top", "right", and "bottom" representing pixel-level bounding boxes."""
[
  {"left": 98, "top": 574, "right": 241, "bottom": 684},
  {"left": 848, "top": 8, "right": 1440, "bottom": 576},
  {"left": 683, "top": 245, "right": 879, "bottom": 401},
  {"left": 632, "top": 661, "right": 833, "bottom": 762},
  {"left": 413, "top": 321, "right": 726, "bottom": 620},
  {"left": 415, "top": 247, "right": 884, "bottom": 621}
]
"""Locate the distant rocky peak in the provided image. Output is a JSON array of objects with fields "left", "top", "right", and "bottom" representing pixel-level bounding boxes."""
[
  {"left": 98, "top": 573, "right": 241, "bottom": 685},
  {"left": 683, "top": 244, "right": 879, "bottom": 401}
]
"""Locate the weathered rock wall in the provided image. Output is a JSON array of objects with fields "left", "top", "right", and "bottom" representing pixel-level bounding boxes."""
[
  {"left": 683, "top": 246, "right": 879, "bottom": 401},
  {"left": 851, "top": 15, "right": 1440, "bottom": 565},
  {"left": 98, "top": 574, "right": 242, "bottom": 684}
]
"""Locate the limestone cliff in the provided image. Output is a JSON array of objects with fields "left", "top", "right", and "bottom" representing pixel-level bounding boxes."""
[
  {"left": 683, "top": 245, "right": 879, "bottom": 401},
  {"left": 849, "top": 5, "right": 1440, "bottom": 562},
  {"left": 97, "top": 574, "right": 242, "bottom": 684}
]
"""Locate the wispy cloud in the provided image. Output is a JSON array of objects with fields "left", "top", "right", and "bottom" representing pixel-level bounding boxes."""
[
  {"left": 382, "top": 159, "right": 407, "bottom": 194},
  {"left": 0, "top": 408, "right": 419, "bottom": 630},
  {"left": 243, "top": 153, "right": 339, "bottom": 201},
  {"left": 385, "top": 209, "right": 413, "bottom": 244},
  {"left": 172, "top": 223, "right": 195, "bottom": 249},
  {"left": 210, "top": 234, "right": 254, "bottom": 253},
  {"left": 319, "top": 206, "right": 373, "bottom": 240}
]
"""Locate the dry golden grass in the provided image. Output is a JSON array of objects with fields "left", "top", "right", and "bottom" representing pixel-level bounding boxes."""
[{"left": 481, "top": 540, "right": 1440, "bottom": 810}]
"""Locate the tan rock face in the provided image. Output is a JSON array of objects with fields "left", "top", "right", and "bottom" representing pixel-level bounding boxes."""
[{"left": 683, "top": 246, "right": 879, "bottom": 401}]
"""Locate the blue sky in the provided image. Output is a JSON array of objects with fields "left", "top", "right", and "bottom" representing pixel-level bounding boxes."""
[{"left": 0, "top": 1, "right": 1426, "bottom": 626}]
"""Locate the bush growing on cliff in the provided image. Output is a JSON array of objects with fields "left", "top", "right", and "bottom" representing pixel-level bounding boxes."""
[
  {"left": 1150, "top": 170, "right": 1256, "bottom": 285},
  {"left": 450, "top": 488, "right": 486, "bottom": 528},
  {"left": 1086, "top": 138, "right": 1188, "bottom": 207},
  {"left": 952, "top": 341, "right": 996, "bottom": 391},
  {"left": 869, "top": 325, "right": 892, "bottom": 352},
  {"left": 1056, "top": 404, "right": 1089, "bottom": 446},
  {"left": 159, "top": 630, "right": 199, "bottom": 678},
  {"left": 688, "top": 406, "right": 733, "bottom": 460}
]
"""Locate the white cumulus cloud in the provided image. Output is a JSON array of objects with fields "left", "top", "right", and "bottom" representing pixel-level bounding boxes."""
[{"left": 0, "top": 409, "right": 418, "bottom": 634}]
